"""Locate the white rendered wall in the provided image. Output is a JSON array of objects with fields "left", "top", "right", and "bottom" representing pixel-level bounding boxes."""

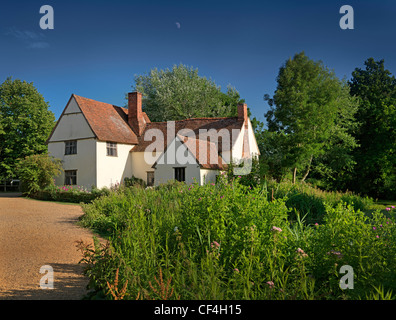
[
  {"left": 95, "top": 141, "right": 134, "bottom": 189},
  {"left": 48, "top": 138, "right": 97, "bottom": 188}
]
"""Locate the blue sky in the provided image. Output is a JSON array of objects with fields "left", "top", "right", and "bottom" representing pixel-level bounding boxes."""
[{"left": 1, "top": 0, "right": 396, "bottom": 122}]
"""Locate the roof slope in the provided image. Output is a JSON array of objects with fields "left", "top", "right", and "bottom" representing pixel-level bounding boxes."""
[
  {"left": 73, "top": 95, "right": 139, "bottom": 144},
  {"left": 132, "top": 117, "right": 243, "bottom": 152}
]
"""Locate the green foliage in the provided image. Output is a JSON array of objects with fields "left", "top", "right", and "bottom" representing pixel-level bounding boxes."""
[
  {"left": 16, "top": 154, "right": 62, "bottom": 196},
  {"left": 348, "top": 58, "right": 396, "bottom": 199},
  {"left": 0, "top": 77, "right": 55, "bottom": 180},
  {"left": 267, "top": 180, "right": 374, "bottom": 224},
  {"left": 32, "top": 184, "right": 111, "bottom": 204},
  {"left": 78, "top": 180, "right": 395, "bottom": 300},
  {"left": 124, "top": 176, "right": 146, "bottom": 188},
  {"left": 264, "top": 52, "right": 358, "bottom": 184},
  {"left": 133, "top": 64, "right": 244, "bottom": 121}
]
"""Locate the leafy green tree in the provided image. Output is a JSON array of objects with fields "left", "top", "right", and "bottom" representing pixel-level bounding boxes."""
[
  {"left": 0, "top": 77, "right": 55, "bottom": 181},
  {"left": 348, "top": 58, "right": 396, "bottom": 198},
  {"left": 132, "top": 64, "right": 244, "bottom": 121},
  {"left": 16, "top": 154, "right": 62, "bottom": 195},
  {"left": 265, "top": 52, "right": 358, "bottom": 184}
]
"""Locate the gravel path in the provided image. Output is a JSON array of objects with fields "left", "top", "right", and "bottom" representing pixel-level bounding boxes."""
[{"left": 0, "top": 194, "right": 97, "bottom": 300}]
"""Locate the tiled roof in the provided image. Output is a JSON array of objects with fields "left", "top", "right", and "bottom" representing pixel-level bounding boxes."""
[
  {"left": 73, "top": 95, "right": 139, "bottom": 145},
  {"left": 131, "top": 117, "right": 243, "bottom": 152},
  {"left": 176, "top": 134, "right": 228, "bottom": 170},
  {"left": 132, "top": 117, "right": 243, "bottom": 170}
]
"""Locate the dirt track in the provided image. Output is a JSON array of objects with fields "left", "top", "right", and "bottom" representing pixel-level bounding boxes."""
[{"left": 0, "top": 194, "right": 97, "bottom": 300}]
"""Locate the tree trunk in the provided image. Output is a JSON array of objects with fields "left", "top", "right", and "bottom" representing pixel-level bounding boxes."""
[
  {"left": 292, "top": 167, "right": 297, "bottom": 184},
  {"left": 301, "top": 155, "right": 313, "bottom": 182}
]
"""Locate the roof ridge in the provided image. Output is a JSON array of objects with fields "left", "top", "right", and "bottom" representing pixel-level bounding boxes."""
[{"left": 148, "top": 116, "right": 238, "bottom": 124}]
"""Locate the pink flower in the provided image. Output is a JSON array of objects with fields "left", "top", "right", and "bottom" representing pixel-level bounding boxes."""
[
  {"left": 376, "top": 235, "right": 380, "bottom": 238},
  {"left": 234, "top": 268, "right": 239, "bottom": 273},
  {"left": 391, "top": 206, "right": 395, "bottom": 209},
  {"left": 266, "top": 281, "right": 275, "bottom": 288},
  {"left": 386, "top": 208, "right": 391, "bottom": 211},
  {"left": 297, "top": 248, "right": 308, "bottom": 258},
  {"left": 211, "top": 241, "right": 220, "bottom": 248},
  {"left": 327, "top": 250, "right": 343, "bottom": 259},
  {"left": 271, "top": 226, "right": 282, "bottom": 233},
  {"left": 373, "top": 226, "right": 377, "bottom": 230}
]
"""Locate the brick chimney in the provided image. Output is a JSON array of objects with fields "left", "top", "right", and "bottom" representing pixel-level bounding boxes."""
[
  {"left": 237, "top": 103, "right": 248, "bottom": 122},
  {"left": 128, "top": 92, "right": 145, "bottom": 136}
]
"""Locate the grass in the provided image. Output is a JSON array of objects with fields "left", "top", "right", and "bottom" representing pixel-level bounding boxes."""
[
  {"left": 77, "top": 178, "right": 396, "bottom": 300},
  {"left": 365, "top": 200, "right": 396, "bottom": 219}
]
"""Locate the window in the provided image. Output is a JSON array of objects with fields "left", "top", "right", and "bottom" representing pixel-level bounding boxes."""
[
  {"left": 65, "top": 140, "right": 77, "bottom": 155},
  {"left": 64, "top": 170, "right": 77, "bottom": 185},
  {"left": 147, "top": 172, "right": 154, "bottom": 186},
  {"left": 106, "top": 142, "right": 117, "bottom": 156},
  {"left": 174, "top": 167, "right": 185, "bottom": 182}
]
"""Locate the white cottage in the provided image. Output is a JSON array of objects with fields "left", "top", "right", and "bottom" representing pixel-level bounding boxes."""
[{"left": 47, "top": 92, "right": 259, "bottom": 189}]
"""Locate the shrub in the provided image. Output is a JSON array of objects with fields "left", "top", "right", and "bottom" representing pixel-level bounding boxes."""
[
  {"left": 124, "top": 176, "right": 146, "bottom": 188},
  {"left": 32, "top": 184, "right": 111, "bottom": 204},
  {"left": 16, "top": 154, "right": 62, "bottom": 196}
]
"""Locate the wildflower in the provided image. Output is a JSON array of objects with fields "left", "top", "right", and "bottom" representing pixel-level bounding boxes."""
[
  {"left": 297, "top": 248, "right": 308, "bottom": 258},
  {"left": 234, "top": 268, "right": 239, "bottom": 273},
  {"left": 391, "top": 206, "right": 395, "bottom": 209},
  {"left": 212, "top": 241, "right": 220, "bottom": 248},
  {"left": 327, "top": 250, "right": 343, "bottom": 259},
  {"left": 373, "top": 226, "right": 377, "bottom": 230},
  {"left": 211, "top": 183, "right": 215, "bottom": 186},
  {"left": 198, "top": 197, "right": 202, "bottom": 201},
  {"left": 266, "top": 281, "right": 275, "bottom": 289},
  {"left": 238, "top": 176, "right": 241, "bottom": 178},
  {"left": 174, "top": 226, "right": 178, "bottom": 232},
  {"left": 271, "top": 226, "right": 282, "bottom": 233},
  {"left": 386, "top": 207, "right": 391, "bottom": 211},
  {"left": 220, "top": 195, "right": 224, "bottom": 199},
  {"left": 376, "top": 235, "right": 380, "bottom": 239},
  {"left": 314, "top": 223, "right": 319, "bottom": 226}
]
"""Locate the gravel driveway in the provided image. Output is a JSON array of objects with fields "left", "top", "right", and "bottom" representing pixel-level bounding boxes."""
[{"left": 0, "top": 194, "right": 97, "bottom": 300}]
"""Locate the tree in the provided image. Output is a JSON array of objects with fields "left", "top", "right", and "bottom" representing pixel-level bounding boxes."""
[
  {"left": 0, "top": 77, "right": 55, "bottom": 181},
  {"left": 265, "top": 52, "right": 358, "bottom": 184},
  {"left": 16, "top": 154, "right": 62, "bottom": 195},
  {"left": 348, "top": 58, "right": 396, "bottom": 198},
  {"left": 132, "top": 64, "right": 244, "bottom": 121}
]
